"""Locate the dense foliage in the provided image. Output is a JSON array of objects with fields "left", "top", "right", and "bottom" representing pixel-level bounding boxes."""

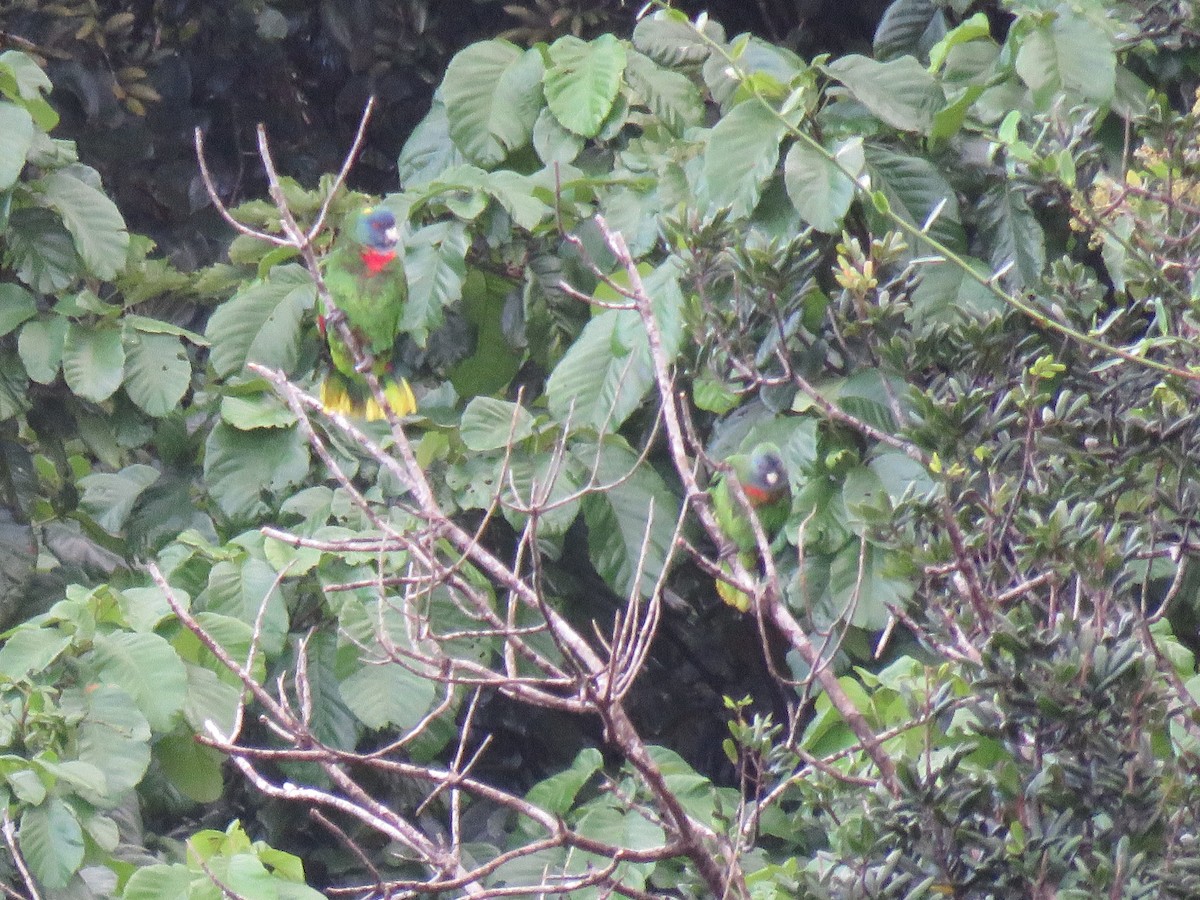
[{"left": 3, "top": 0, "right": 1200, "bottom": 897}]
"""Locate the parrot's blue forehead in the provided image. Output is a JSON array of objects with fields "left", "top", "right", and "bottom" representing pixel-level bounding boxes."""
[
  {"left": 751, "top": 448, "right": 786, "bottom": 486},
  {"left": 356, "top": 208, "right": 398, "bottom": 249}
]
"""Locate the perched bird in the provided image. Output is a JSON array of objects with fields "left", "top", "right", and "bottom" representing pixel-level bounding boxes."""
[
  {"left": 709, "top": 443, "right": 791, "bottom": 611},
  {"left": 318, "top": 206, "right": 417, "bottom": 420}
]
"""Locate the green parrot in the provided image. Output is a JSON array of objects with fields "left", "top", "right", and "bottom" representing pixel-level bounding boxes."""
[
  {"left": 709, "top": 443, "right": 791, "bottom": 612},
  {"left": 318, "top": 206, "right": 417, "bottom": 420}
]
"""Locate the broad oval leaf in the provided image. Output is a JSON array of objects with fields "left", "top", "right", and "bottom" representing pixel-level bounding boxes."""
[
  {"left": 91, "top": 631, "right": 187, "bottom": 732},
  {"left": 460, "top": 397, "right": 537, "bottom": 451},
  {"left": 74, "top": 684, "right": 152, "bottom": 801},
  {"left": 78, "top": 463, "right": 160, "bottom": 535},
  {"left": 0, "top": 283, "right": 37, "bottom": 338},
  {"left": 546, "top": 309, "right": 653, "bottom": 432},
  {"left": 702, "top": 101, "right": 788, "bottom": 217},
  {"left": 632, "top": 11, "right": 720, "bottom": 67},
  {"left": 203, "top": 422, "right": 310, "bottom": 523},
  {"left": 37, "top": 166, "right": 130, "bottom": 280},
  {"left": 1015, "top": 13, "right": 1115, "bottom": 108},
  {"left": 19, "top": 797, "right": 84, "bottom": 890},
  {"left": 978, "top": 180, "right": 1046, "bottom": 290},
  {"left": 62, "top": 323, "right": 125, "bottom": 402},
  {"left": 442, "top": 41, "right": 544, "bottom": 167},
  {"left": 205, "top": 264, "right": 314, "bottom": 378},
  {"left": 340, "top": 661, "right": 437, "bottom": 732},
  {"left": 824, "top": 55, "right": 943, "bottom": 135},
  {"left": 201, "top": 556, "right": 289, "bottom": 656},
  {"left": 6, "top": 207, "right": 80, "bottom": 292},
  {"left": 17, "top": 315, "right": 67, "bottom": 384},
  {"left": 123, "top": 330, "right": 190, "bottom": 416},
  {"left": 401, "top": 220, "right": 468, "bottom": 347},
  {"left": 624, "top": 50, "right": 704, "bottom": 136},
  {"left": 784, "top": 137, "right": 864, "bottom": 233},
  {"left": 544, "top": 34, "right": 628, "bottom": 138},
  {"left": 0, "top": 101, "right": 33, "bottom": 190},
  {"left": 398, "top": 100, "right": 467, "bottom": 187},
  {"left": 865, "top": 145, "right": 965, "bottom": 253}
]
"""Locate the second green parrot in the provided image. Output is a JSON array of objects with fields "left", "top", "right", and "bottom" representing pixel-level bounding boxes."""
[
  {"left": 318, "top": 206, "right": 417, "bottom": 420},
  {"left": 709, "top": 443, "right": 792, "bottom": 612}
]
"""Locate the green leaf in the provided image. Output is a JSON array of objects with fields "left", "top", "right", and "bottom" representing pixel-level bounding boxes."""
[
  {"left": 182, "top": 661, "right": 241, "bottom": 738},
  {"left": 0, "top": 283, "right": 37, "bottom": 337},
  {"left": 865, "top": 145, "right": 965, "bottom": 253},
  {"left": 16, "top": 315, "right": 67, "bottom": 383},
  {"left": 398, "top": 100, "right": 467, "bottom": 187},
  {"left": 908, "top": 256, "right": 1003, "bottom": 331},
  {"left": 533, "top": 106, "right": 584, "bottom": 165},
  {"left": 0, "top": 626, "right": 71, "bottom": 679},
  {"left": 442, "top": 41, "right": 544, "bottom": 167},
  {"left": 74, "top": 684, "right": 152, "bottom": 800},
  {"left": 123, "top": 330, "right": 190, "bottom": 417},
  {"left": 62, "top": 323, "right": 125, "bottom": 402},
  {"left": 401, "top": 220, "right": 468, "bottom": 347},
  {"left": 873, "top": 0, "right": 942, "bottom": 61},
  {"left": 624, "top": 50, "right": 704, "bottom": 135},
  {"left": 78, "top": 463, "right": 160, "bottom": 534},
  {"left": 118, "top": 585, "right": 185, "bottom": 633},
  {"left": 220, "top": 393, "right": 298, "bottom": 430},
  {"left": 544, "top": 34, "right": 628, "bottom": 138},
  {"left": 91, "top": 631, "right": 187, "bottom": 732},
  {"left": 702, "top": 100, "right": 788, "bottom": 217},
  {"left": 784, "top": 137, "right": 863, "bottom": 233},
  {"left": 702, "top": 36, "right": 803, "bottom": 110},
  {"left": 1015, "top": 13, "right": 1115, "bottom": 108},
  {"left": 206, "top": 265, "right": 314, "bottom": 378},
  {"left": 156, "top": 732, "right": 225, "bottom": 803},
  {"left": 202, "top": 557, "right": 289, "bottom": 656},
  {"left": 37, "top": 167, "right": 130, "bottom": 280},
  {"left": 6, "top": 208, "right": 80, "bottom": 292},
  {"left": 501, "top": 450, "right": 583, "bottom": 536},
  {"left": 979, "top": 181, "right": 1046, "bottom": 289},
  {"left": 525, "top": 747, "right": 602, "bottom": 817},
  {"left": 632, "top": 11, "right": 719, "bottom": 67},
  {"left": 19, "top": 797, "right": 84, "bottom": 890},
  {"left": 340, "top": 661, "right": 437, "bottom": 732},
  {"left": 827, "top": 541, "right": 910, "bottom": 630},
  {"left": 460, "top": 397, "right": 537, "bottom": 451},
  {"left": 203, "top": 423, "right": 310, "bottom": 523},
  {"left": 578, "top": 438, "right": 681, "bottom": 599},
  {"left": 119, "top": 863, "right": 193, "bottom": 899},
  {"left": 824, "top": 55, "right": 943, "bottom": 134},
  {"left": 546, "top": 309, "right": 653, "bottom": 431},
  {"left": 0, "top": 101, "right": 33, "bottom": 191},
  {"left": 0, "top": 51, "right": 52, "bottom": 99}
]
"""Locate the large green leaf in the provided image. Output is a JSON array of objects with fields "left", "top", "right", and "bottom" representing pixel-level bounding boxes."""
[
  {"left": 826, "top": 540, "right": 911, "bottom": 630},
  {"left": 873, "top": 0, "right": 943, "bottom": 61},
  {"left": 460, "top": 397, "right": 537, "bottom": 451},
  {"left": 16, "top": 315, "right": 67, "bottom": 383},
  {"left": 401, "top": 220, "right": 468, "bottom": 347},
  {"left": 91, "top": 631, "right": 187, "bottom": 732},
  {"left": 19, "top": 797, "right": 84, "bottom": 890},
  {"left": 623, "top": 50, "right": 704, "bottom": 136},
  {"left": 546, "top": 309, "right": 653, "bottom": 431},
  {"left": 0, "top": 283, "right": 37, "bottom": 338},
  {"left": 397, "top": 99, "right": 466, "bottom": 188},
  {"left": 5, "top": 208, "right": 79, "bottom": 292},
  {"left": 121, "top": 864, "right": 193, "bottom": 900},
  {"left": 525, "top": 748, "right": 602, "bottom": 820},
  {"left": 1015, "top": 13, "right": 1115, "bottom": 108},
  {"left": 62, "top": 323, "right": 125, "bottom": 402},
  {"left": 123, "top": 330, "right": 190, "bottom": 417},
  {"left": 203, "top": 423, "right": 310, "bottom": 523},
  {"left": 865, "top": 145, "right": 965, "bottom": 253},
  {"left": 578, "top": 438, "right": 681, "bottom": 599},
  {"left": 340, "top": 660, "right": 437, "bottom": 732},
  {"left": 201, "top": 557, "right": 289, "bottom": 656},
  {"left": 0, "top": 626, "right": 71, "bottom": 680},
  {"left": 156, "top": 732, "right": 225, "bottom": 803},
  {"left": 908, "top": 256, "right": 1003, "bottom": 332},
  {"left": 544, "top": 34, "right": 628, "bottom": 138},
  {"left": 441, "top": 41, "right": 544, "bottom": 167},
  {"left": 978, "top": 181, "right": 1046, "bottom": 290},
  {"left": 37, "top": 166, "right": 129, "bottom": 280},
  {"left": 824, "top": 55, "right": 943, "bottom": 135},
  {"left": 784, "top": 137, "right": 864, "bottom": 233},
  {"left": 632, "top": 11, "right": 720, "bottom": 67},
  {"left": 702, "top": 101, "right": 788, "bottom": 218},
  {"left": 0, "top": 101, "right": 33, "bottom": 190},
  {"left": 73, "top": 684, "right": 152, "bottom": 800},
  {"left": 78, "top": 463, "right": 160, "bottom": 535},
  {"left": 205, "top": 264, "right": 314, "bottom": 378}
]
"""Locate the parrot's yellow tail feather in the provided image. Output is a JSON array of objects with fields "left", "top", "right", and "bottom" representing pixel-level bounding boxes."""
[{"left": 320, "top": 374, "right": 417, "bottom": 420}]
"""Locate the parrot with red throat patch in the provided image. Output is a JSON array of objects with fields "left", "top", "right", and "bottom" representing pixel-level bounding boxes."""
[
  {"left": 318, "top": 206, "right": 417, "bottom": 420},
  {"left": 709, "top": 443, "right": 791, "bottom": 612}
]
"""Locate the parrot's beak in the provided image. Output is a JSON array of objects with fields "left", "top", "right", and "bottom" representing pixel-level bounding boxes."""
[{"left": 384, "top": 225, "right": 399, "bottom": 245}]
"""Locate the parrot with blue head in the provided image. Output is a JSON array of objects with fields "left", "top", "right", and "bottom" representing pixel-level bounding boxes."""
[
  {"left": 318, "top": 206, "right": 417, "bottom": 420},
  {"left": 709, "top": 443, "right": 791, "bottom": 612}
]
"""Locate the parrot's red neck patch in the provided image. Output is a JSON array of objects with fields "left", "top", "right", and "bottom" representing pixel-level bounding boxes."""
[
  {"left": 742, "top": 483, "right": 775, "bottom": 506},
  {"left": 361, "top": 247, "right": 397, "bottom": 276}
]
